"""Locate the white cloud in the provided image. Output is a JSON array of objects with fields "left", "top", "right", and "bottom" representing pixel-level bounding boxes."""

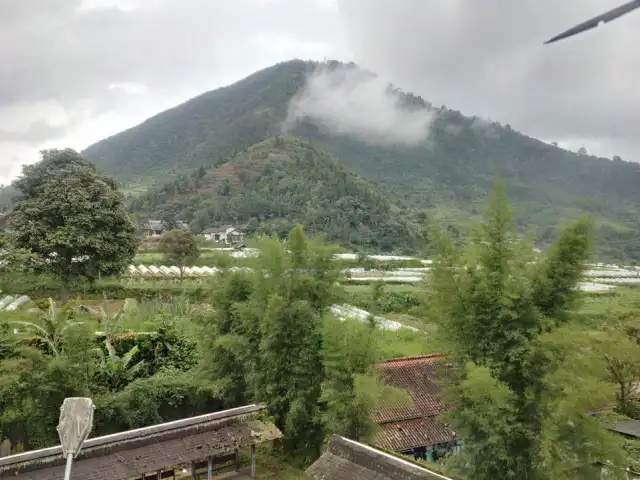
[{"left": 284, "top": 63, "right": 436, "bottom": 146}]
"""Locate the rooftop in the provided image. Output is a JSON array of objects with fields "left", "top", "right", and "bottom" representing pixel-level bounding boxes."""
[
  {"left": 376, "top": 417, "right": 455, "bottom": 453},
  {"left": 0, "top": 404, "right": 281, "bottom": 480},
  {"left": 608, "top": 419, "right": 640, "bottom": 439},
  {"left": 374, "top": 354, "right": 450, "bottom": 423},
  {"left": 305, "top": 435, "right": 454, "bottom": 480},
  {"left": 203, "top": 225, "right": 235, "bottom": 234},
  {"left": 373, "top": 354, "right": 455, "bottom": 452}
]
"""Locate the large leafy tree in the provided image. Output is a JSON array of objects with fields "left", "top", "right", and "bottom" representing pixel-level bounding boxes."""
[
  {"left": 158, "top": 229, "right": 200, "bottom": 282},
  {"left": 430, "top": 183, "right": 623, "bottom": 479},
  {"left": 9, "top": 149, "right": 139, "bottom": 291}
]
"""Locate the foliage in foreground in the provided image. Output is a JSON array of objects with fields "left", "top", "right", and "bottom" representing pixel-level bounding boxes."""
[
  {"left": 0, "top": 225, "right": 410, "bottom": 469},
  {"left": 429, "top": 183, "right": 624, "bottom": 479},
  {"left": 199, "top": 225, "right": 408, "bottom": 460}
]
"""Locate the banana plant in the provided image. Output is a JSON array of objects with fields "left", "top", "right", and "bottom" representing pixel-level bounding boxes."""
[
  {"left": 93, "top": 339, "right": 145, "bottom": 391},
  {"left": 11, "top": 298, "right": 84, "bottom": 356},
  {"left": 92, "top": 297, "right": 144, "bottom": 391}
]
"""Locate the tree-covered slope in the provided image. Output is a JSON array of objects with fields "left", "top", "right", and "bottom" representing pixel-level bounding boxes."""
[
  {"left": 129, "top": 136, "right": 421, "bottom": 253},
  {"left": 82, "top": 59, "right": 640, "bottom": 261},
  {"left": 83, "top": 60, "right": 311, "bottom": 183}
]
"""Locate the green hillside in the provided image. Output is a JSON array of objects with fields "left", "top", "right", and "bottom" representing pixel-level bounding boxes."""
[
  {"left": 129, "top": 136, "right": 422, "bottom": 253},
  {"left": 81, "top": 59, "right": 640, "bottom": 261}
]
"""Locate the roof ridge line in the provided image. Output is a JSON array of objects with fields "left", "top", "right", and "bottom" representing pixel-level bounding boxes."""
[
  {"left": 377, "top": 413, "right": 445, "bottom": 424},
  {"left": 378, "top": 353, "right": 444, "bottom": 364}
]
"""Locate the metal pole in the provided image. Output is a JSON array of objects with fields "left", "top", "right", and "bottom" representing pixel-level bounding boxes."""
[
  {"left": 207, "top": 457, "right": 212, "bottom": 480},
  {"left": 63, "top": 455, "right": 73, "bottom": 480},
  {"left": 190, "top": 461, "right": 196, "bottom": 480},
  {"left": 251, "top": 444, "right": 256, "bottom": 478}
]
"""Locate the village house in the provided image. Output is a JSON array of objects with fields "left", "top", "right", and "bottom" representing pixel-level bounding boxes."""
[
  {"left": 202, "top": 225, "right": 245, "bottom": 245},
  {"left": 373, "top": 354, "right": 461, "bottom": 463},
  {"left": 141, "top": 220, "right": 189, "bottom": 238}
]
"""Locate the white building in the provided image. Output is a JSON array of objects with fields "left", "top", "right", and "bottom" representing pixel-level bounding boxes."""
[{"left": 202, "top": 225, "right": 245, "bottom": 245}]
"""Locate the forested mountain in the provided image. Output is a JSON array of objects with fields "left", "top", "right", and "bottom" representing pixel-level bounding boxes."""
[
  {"left": 130, "top": 136, "right": 422, "bottom": 253},
  {"left": 79, "top": 59, "right": 640, "bottom": 261}
]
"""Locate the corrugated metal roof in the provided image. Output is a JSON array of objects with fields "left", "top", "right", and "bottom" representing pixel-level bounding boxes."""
[
  {"left": 305, "top": 436, "right": 453, "bottom": 480},
  {"left": 374, "top": 354, "right": 450, "bottom": 423},
  {"left": 375, "top": 417, "right": 454, "bottom": 452}
]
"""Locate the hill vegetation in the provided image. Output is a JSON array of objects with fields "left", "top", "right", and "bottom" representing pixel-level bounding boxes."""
[
  {"left": 2, "top": 58, "right": 621, "bottom": 262},
  {"left": 129, "top": 136, "right": 421, "bottom": 253}
]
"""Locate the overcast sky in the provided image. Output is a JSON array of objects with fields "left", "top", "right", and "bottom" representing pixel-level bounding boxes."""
[{"left": 2, "top": 0, "right": 638, "bottom": 183}]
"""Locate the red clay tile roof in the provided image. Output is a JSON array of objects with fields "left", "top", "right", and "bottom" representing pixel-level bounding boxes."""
[
  {"left": 373, "top": 354, "right": 455, "bottom": 452},
  {"left": 375, "top": 417, "right": 454, "bottom": 452},
  {"left": 374, "top": 354, "right": 450, "bottom": 423}
]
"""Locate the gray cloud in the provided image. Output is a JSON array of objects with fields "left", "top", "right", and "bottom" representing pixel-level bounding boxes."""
[
  {"left": 336, "top": 0, "right": 640, "bottom": 160},
  {"left": 0, "top": 0, "right": 342, "bottom": 181},
  {"left": 284, "top": 63, "right": 436, "bottom": 146},
  {"left": 0, "top": 121, "right": 70, "bottom": 145},
  {"left": 3, "top": 0, "right": 640, "bottom": 184}
]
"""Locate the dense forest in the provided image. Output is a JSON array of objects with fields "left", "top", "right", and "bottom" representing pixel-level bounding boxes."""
[
  {"left": 129, "top": 137, "right": 422, "bottom": 253},
  {"left": 80, "top": 59, "right": 640, "bottom": 262}
]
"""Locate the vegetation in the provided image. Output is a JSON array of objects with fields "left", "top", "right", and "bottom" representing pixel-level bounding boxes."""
[
  {"left": 8, "top": 149, "right": 139, "bottom": 296},
  {"left": 429, "top": 184, "right": 624, "bottom": 479},
  {"left": 3, "top": 132, "right": 640, "bottom": 478},
  {"left": 130, "top": 137, "right": 421, "bottom": 253},
  {"left": 158, "top": 229, "right": 200, "bottom": 282},
  {"left": 77, "top": 59, "right": 640, "bottom": 262}
]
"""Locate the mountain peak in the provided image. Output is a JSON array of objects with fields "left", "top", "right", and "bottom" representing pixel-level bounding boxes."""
[{"left": 83, "top": 60, "right": 640, "bottom": 261}]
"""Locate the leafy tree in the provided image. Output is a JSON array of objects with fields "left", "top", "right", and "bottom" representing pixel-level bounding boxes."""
[
  {"left": 159, "top": 203, "right": 180, "bottom": 230},
  {"left": 200, "top": 225, "right": 339, "bottom": 458},
  {"left": 159, "top": 229, "right": 200, "bottom": 282},
  {"left": 0, "top": 246, "right": 43, "bottom": 274},
  {"left": 199, "top": 271, "right": 257, "bottom": 407},
  {"left": 257, "top": 294, "right": 324, "bottom": 457},
  {"left": 320, "top": 316, "right": 411, "bottom": 442},
  {"left": 0, "top": 349, "right": 90, "bottom": 449},
  {"left": 10, "top": 149, "right": 138, "bottom": 296},
  {"left": 430, "top": 183, "right": 623, "bottom": 479}
]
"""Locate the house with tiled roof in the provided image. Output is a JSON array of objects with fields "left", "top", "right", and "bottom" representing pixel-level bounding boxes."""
[
  {"left": 373, "top": 354, "right": 460, "bottom": 463},
  {"left": 141, "top": 220, "right": 189, "bottom": 238}
]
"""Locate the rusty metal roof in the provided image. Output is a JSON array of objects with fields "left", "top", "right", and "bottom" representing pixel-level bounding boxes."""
[
  {"left": 375, "top": 417, "right": 454, "bottom": 452},
  {"left": 305, "top": 435, "right": 453, "bottom": 480},
  {"left": 0, "top": 404, "right": 281, "bottom": 480},
  {"left": 374, "top": 354, "right": 450, "bottom": 423}
]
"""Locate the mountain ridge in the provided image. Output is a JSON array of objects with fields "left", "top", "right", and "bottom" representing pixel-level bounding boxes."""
[{"left": 61, "top": 59, "right": 640, "bottom": 261}]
